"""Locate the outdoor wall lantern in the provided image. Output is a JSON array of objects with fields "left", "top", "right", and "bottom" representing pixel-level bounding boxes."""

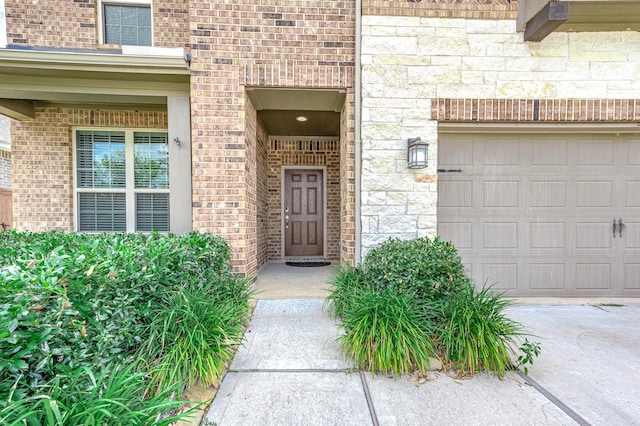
[{"left": 408, "top": 137, "right": 428, "bottom": 169}]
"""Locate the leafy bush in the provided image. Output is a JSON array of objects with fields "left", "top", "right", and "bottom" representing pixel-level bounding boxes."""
[
  {"left": 362, "top": 237, "right": 468, "bottom": 302},
  {"left": 327, "top": 236, "right": 540, "bottom": 378},
  {"left": 0, "top": 231, "right": 251, "bottom": 419},
  {"left": 0, "top": 361, "right": 199, "bottom": 426},
  {"left": 338, "top": 287, "right": 437, "bottom": 376}
]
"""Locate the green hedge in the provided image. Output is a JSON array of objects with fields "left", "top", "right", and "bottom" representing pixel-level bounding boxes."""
[{"left": 0, "top": 231, "right": 252, "bottom": 424}]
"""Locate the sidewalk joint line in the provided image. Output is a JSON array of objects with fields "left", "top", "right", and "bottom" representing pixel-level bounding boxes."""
[
  {"left": 228, "top": 368, "right": 350, "bottom": 373},
  {"left": 359, "top": 371, "right": 379, "bottom": 426},
  {"left": 516, "top": 370, "right": 591, "bottom": 426}
]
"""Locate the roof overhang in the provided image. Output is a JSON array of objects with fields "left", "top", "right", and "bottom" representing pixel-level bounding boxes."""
[
  {"left": 246, "top": 88, "right": 345, "bottom": 136},
  {"left": 518, "top": 0, "right": 640, "bottom": 42},
  {"left": 0, "top": 46, "right": 190, "bottom": 120}
]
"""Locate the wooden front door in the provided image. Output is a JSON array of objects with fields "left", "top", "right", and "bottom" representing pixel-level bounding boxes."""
[{"left": 284, "top": 169, "right": 324, "bottom": 257}]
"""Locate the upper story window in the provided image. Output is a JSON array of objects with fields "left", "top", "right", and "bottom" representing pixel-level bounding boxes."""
[
  {"left": 75, "top": 129, "right": 169, "bottom": 232},
  {"left": 101, "top": 1, "right": 152, "bottom": 46}
]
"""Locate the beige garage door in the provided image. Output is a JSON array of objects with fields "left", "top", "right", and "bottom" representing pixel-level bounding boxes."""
[{"left": 438, "top": 133, "right": 640, "bottom": 297}]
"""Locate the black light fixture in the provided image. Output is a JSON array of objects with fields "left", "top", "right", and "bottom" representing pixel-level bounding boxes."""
[{"left": 408, "top": 137, "right": 428, "bottom": 169}]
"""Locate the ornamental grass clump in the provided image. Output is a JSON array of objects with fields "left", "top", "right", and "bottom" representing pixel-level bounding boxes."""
[
  {"left": 437, "top": 284, "right": 527, "bottom": 377},
  {"left": 337, "top": 287, "right": 437, "bottom": 376}
]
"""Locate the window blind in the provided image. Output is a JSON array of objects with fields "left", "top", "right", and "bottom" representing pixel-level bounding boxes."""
[{"left": 136, "top": 193, "right": 170, "bottom": 232}]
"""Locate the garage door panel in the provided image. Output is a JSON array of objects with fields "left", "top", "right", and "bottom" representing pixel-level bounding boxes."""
[
  {"left": 438, "top": 181, "right": 472, "bottom": 207},
  {"left": 483, "top": 263, "right": 518, "bottom": 290},
  {"left": 575, "top": 222, "right": 611, "bottom": 248},
  {"left": 576, "top": 263, "right": 612, "bottom": 290},
  {"left": 576, "top": 181, "right": 613, "bottom": 207},
  {"left": 483, "top": 223, "right": 517, "bottom": 248},
  {"left": 531, "top": 223, "right": 565, "bottom": 248},
  {"left": 529, "top": 263, "right": 566, "bottom": 290},
  {"left": 624, "top": 222, "right": 640, "bottom": 248},
  {"left": 483, "top": 181, "right": 518, "bottom": 207},
  {"left": 438, "top": 222, "right": 472, "bottom": 248},
  {"left": 531, "top": 181, "right": 567, "bottom": 207},
  {"left": 438, "top": 139, "right": 473, "bottom": 167},
  {"left": 578, "top": 140, "right": 613, "bottom": 165},
  {"left": 484, "top": 140, "right": 519, "bottom": 166},
  {"left": 626, "top": 182, "right": 640, "bottom": 207},
  {"left": 532, "top": 139, "right": 568, "bottom": 166},
  {"left": 624, "top": 264, "right": 640, "bottom": 289},
  {"left": 626, "top": 140, "right": 640, "bottom": 165}
]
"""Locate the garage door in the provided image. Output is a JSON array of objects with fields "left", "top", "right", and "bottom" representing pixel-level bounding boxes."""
[{"left": 437, "top": 133, "right": 640, "bottom": 297}]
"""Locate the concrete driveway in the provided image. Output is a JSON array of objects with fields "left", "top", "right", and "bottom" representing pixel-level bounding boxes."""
[
  {"left": 509, "top": 304, "right": 640, "bottom": 426},
  {"left": 205, "top": 299, "right": 640, "bottom": 426}
]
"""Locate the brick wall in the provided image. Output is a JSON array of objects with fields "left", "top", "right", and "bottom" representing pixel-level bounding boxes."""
[
  {"left": 267, "top": 138, "right": 341, "bottom": 261},
  {"left": 363, "top": 0, "right": 517, "bottom": 19},
  {"left": 11, "top": 108, "right": 167, "bottom": 231},
  {"left": 189, "top": 0, "right": 356, "bottom": 273},
  {"left": 0, "top": 150, "right": 11, "bottom": 190},
  {"left": 5, "top": 0, "right": 188, "bottom": 49}
]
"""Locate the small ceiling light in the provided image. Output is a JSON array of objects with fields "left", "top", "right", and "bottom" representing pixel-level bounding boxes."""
[
  {"left": 296, "top": 116, "right": 308, "bottom": 122},
  {"left": 408, "top": 137, "right": 429, "bottom": 169}
]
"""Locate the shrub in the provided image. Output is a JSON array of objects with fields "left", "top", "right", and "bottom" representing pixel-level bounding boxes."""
[
  {"left": 362, "top": 237, "right": 468, "bottom": 302},
  {"left": 0, "top": 361, "right": 200, "bottom": 426},
  {"left": 436, "top": 284, "right": 527, "bottom": 378},
  {"left": 327, "top": 237, "right": 540, "bottom": 378},
  {"left": 337, "top": 287, "right": 438, "bottom": 376},
  {"left": 0, "top": 231, "right": 249, "bottom": 410}
]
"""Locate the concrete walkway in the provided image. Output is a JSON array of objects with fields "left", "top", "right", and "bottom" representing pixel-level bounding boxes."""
[{"left": 204, "top": 298, "right": 640, "bottom": 425}]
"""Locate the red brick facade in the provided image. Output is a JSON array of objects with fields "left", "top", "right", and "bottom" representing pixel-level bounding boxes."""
[{"left": 5, "top": 0, "right": 356, "bottom": 275}]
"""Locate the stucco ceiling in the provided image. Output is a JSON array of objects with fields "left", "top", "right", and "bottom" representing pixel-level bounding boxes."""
[{"left": 246, "top": 88, "right": 345, "bottom": 137}]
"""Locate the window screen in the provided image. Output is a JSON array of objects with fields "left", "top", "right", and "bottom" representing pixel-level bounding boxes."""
[
  {"left": 136, "top": 193, "right": 170, "bottom": 232},
  {"left": 104, "top": 4, "right": 152, "bottom": 46}
]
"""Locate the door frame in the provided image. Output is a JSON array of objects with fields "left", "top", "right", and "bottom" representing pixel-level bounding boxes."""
[{"left": 281, "top": 166, "right": 328, "bottom": 258}]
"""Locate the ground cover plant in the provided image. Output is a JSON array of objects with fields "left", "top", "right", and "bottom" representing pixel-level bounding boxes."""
[
  {"left": 0, "top": 231, "right": 253, "bottom": 425},
  {"left": 326, "top": 237, "right": 540, "bottom": 378}
]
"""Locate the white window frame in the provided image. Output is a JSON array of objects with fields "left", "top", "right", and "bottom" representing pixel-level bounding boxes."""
[
  {"left": 72, "top": 127, "right": 169, "bottom": 232},
  {"left": 98, "top": 0, "right": 154, "bottom": 46}
]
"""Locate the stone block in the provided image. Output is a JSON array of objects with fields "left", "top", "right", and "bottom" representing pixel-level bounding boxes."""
[
  {"left": 497, "top": 81, "right": 556, "bottom": 98},
  {"left": 362, "top": 64, "right": 407, "bottom": 85},
  {"left": 418, "top": 36, "right": 469, "bottom": 57},
  {"left": 362, "top": 36, "right": 418, "bottom": 55},
  {"left": 379, "top": 215, "right": 417, "bottom": 234},
  {"left": 363, "top": 191, "right": 386, "bottom": 206},
  {"left": 361, "top": 122, "right": 402, "bottom": 140},
  {"left": 407, "top": 66, "right": 460, "bottom": 85},
  {"left": 369, "top": 107, "right": 404, "bottom": 123},
  {"left": 386, "top": 192, "right": 408, "bottom": 206},
  {"left": 373, "top": 55, "right": 432, "bottom": 66}
]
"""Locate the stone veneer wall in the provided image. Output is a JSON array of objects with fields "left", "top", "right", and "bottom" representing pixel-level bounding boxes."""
[
  {"left": 11, "top": 109, "right": 167, "bottom": 231},
  {"left": 267, "top": 137, "right": 341, "bottom": 261},
  {"left": 360, "top": 13, "right": 640, "bottom": 253}
]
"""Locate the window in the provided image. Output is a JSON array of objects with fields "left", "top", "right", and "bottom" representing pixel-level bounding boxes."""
[
  {"left": 75, "top": 129, "right": 169, "bottom": 232},
  {"left": 102, "top": 2, "right": 152, "bottom": 46}
]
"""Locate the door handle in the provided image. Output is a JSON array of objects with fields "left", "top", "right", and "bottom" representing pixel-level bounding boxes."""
[
  {"left": 618, "top": 218, "right": 625, "bottom": 238},
  {"left": 613, "top": 218, "right": 618, "bottom": 238}
]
